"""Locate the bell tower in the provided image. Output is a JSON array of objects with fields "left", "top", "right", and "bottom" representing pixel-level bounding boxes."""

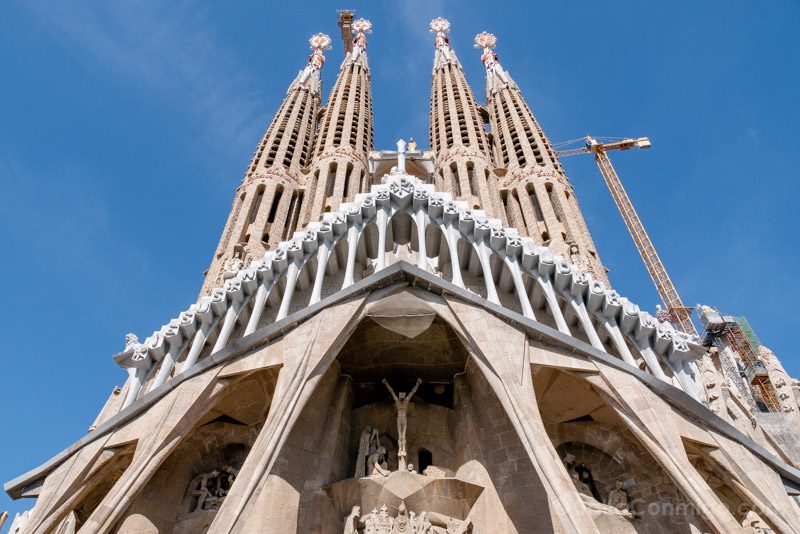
[
  {"left": 202, "top": 33, "right": 332, "bottom": 294},
  {"left": 428, "top": 18, "right": 500, "bottom": 216},
  {"left": 304, "top": 18, "right": 375, "bottom": 223},
  {"left": 474, "top": 31, "right": 608, "bottom": 282}
]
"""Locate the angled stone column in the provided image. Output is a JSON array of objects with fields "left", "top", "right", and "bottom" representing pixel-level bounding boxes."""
[
  {"left": 22, "top": 437, "right": 113, "bottom": 534},
  {"left": 208, "top": 297, "right": 366, "bottom": 532},
  {"left": 585, "top": 365, "right": 744, "bottom": 533},
  {"left": 77, "top": 371, "right": 230, "bottom": 533},
  {"left": 708, "top": 434, "right": 800, "bottom": 531},
  {"left": 445, "top": 298, "right": 600, "bottom": 533}
]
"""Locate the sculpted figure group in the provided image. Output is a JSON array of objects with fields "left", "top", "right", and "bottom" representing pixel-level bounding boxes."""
[
  {"left": 563, "top": 454, "right": 634, "bottom": 520},
  {"left": 344, "top": 502, "right": 471, "bottom": 534},
  {"left": 188, "top": 465, "right": 239, "bottom": 513}
]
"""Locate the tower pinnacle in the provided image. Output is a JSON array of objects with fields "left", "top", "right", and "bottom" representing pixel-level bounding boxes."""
[
  {"left": 474, "top": 32, "right": 515, "bottom": 95},
  {"left": 290, "top": 33, "right": 332, "bottom": 95},
  {"left": 429, "top": 17, "right": 458, "bottom": 70},
  {"left": 348, "top": 18, "right": 372, "bottom": 67}
]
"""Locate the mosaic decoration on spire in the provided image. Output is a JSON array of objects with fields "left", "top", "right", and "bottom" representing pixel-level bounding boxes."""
[{"left": 474, "top": 31, "right": 513, "bottom": 94}]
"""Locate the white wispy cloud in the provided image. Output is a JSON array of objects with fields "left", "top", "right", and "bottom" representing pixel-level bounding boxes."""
[{"left": 18, "top": 1, "right": 266, "bottom": 158}]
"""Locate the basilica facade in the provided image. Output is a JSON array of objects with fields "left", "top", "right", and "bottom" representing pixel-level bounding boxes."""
[{"left": 5, "top": 16, "right": 800, "bottom": 534}]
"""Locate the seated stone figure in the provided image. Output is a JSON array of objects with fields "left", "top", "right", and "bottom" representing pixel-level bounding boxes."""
[
  {"left": 571, "top": 472, "right": 634, "bottom": 520},
  {"left": 606, "top": 480, "right": 629, "bottom": 511},
  {"left": 367, "top": 446, "right": 391, "bottom": 477}
]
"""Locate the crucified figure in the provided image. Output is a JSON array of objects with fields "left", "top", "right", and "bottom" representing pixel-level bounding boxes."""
[{"left": 382, "top": 378, "right": 422, "bottom": 471}]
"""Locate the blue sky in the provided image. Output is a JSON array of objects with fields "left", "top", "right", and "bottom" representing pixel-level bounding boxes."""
[{"left": 1, "top": 0, "right": 799, "bottom": 523}]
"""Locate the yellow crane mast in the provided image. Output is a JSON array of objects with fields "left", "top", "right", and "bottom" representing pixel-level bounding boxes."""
[
  {"left": 337, "top": 10, "right": 356, "bottom": 55},
  {"left": 557, "top": 136, "right": 698, "bottom": 337}
]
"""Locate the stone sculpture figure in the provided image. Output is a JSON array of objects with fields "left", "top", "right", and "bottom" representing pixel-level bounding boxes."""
[
  {"left": 188, "top": 465, "right": 238, "bottom": 513},
  {"left": 189, "top": 470, "right": 217, "bottom": 513},
  {"left": 383, "top": 378, "right": 422, "bottom": 470},
  {"left": 606, "top": 480, "right": 629, "bottom": 511},
  {"left": 563, "top": 453, "right": 576, "bottom": 470},
  {"left": 413, "top": 511, "right": 432, "bottom": 534},
  {"left": 368, "top": 446, "right": 391, "bottom": 477},
  {"left": 376, "top": 504, "right": 394, "bottom": 534},
  {"left": 343, "top": 505, "right": 361, "bottom": 534},
  {"left": 576, "top": 463, "right": 601, "bottom": 501},
  {"left": 363, "top": 508, "right": 379, "bottom": 534},
  {"left": 570, "top": 471, "right": 592, "bottom": 497},
  {"left": 124, "top": 333, "right": 138, "bottom": 352},
  {"left": 393, "top": 502, "right": 411, "bottom": 533},
  {"left": 571, "top": 473, "right": 635, "bottom": 520},
  {"left": 355, "top": 425, "right": 381, "bottom": 478}
]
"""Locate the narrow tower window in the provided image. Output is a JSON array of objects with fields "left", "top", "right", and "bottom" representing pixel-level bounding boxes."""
[
  {"left": 267, "top": 185, "right": 284, "bottom": 224},
  {"left": 325, "top": 162, "right": 338, "bottom": 197}
]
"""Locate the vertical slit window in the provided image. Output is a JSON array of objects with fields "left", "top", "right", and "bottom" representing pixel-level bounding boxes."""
[{"left": 267, "top": 185, "right": 284, "bottom": 224}]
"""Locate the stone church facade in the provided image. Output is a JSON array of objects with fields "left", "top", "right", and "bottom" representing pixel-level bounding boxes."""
[{"left": 5, "top": 16, "right": 800, "bottom": 534}]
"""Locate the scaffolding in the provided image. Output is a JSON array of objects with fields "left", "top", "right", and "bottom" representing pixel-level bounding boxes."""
[
  {"left": 698, "top": 305, "right": 781, "bottom": 413},
  {"left": 723, "top": 317, "right": 780, "bottom": 412}
]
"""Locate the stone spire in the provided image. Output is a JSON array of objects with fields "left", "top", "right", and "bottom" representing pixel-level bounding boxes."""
[
  {"left": 428, "top": 18, "right": 500, "bottom": 215},
  {"left": 304, "top": 18, "right": 374, "bottom": 223},
  {"left": 475, "top": 31, "right": 608, "bottom": 283},
  {"left": 201, "top": 34, "right": 331, "bottom": 295}
]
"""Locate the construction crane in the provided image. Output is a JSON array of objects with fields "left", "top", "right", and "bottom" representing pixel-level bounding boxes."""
[
  {"left": 556, "top": 136, "right": 699, "bottom": 337},
  {"left": 337, "top": 10, "right": 356, "bottom": 55}
]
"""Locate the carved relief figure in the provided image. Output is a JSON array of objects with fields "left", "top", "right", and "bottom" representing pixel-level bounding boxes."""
[
  {"left": 383, "top": 378, "right": 422, "bottom": 470},
  {"left": 699, "top": 354, "right": 724, "bottom": 413},
  {"left": 189, "top": 471, "right": 215, "bottom": 512},
  {"left": 760, "top": 346, "right": 797, "bottom": 413},
  {"left": 355, "top": 425, "right": 381, "bottom": 478},
  {"left": 575, "top": 463, "right": 600, "bottom": 501},
  {"left": 413, "top": 511, "right": 432, "bottom": 534},
  {"left": 343, "top": 505, "right": 361, "bottom": 534},
  {"left": 362, "top": 508, "right": 379, "bottom": 534},
  {"left": 367, "top": 446, "right": 391, "bottom": 477},
  {"left": 124, "top": 333, "right": 138, "bottom": 352},
  {"left": 187, "top": 465, "right": 239, "bottom": 513},
  {"left": 606, "top": 480, "right": 629, "bottom": 511},
  {"left": 570, "top": 471, "right": 592, "bottom": 496},
  {"left": 393, "top": 502, "right": 411, "bottom": 533},
  {"left": 563, "top": 457, "right": 634, "bottom": 520},
  {"left": 222, "top": 257, "right": 244, "bottom": 280},
  {"left": 376, "top": 504, "right": 394, "bottom": 534}
]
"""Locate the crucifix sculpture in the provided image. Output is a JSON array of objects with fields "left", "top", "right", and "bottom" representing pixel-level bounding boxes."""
[{"left": 382, "top": 378, "right": 422, "bottom": 471}]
